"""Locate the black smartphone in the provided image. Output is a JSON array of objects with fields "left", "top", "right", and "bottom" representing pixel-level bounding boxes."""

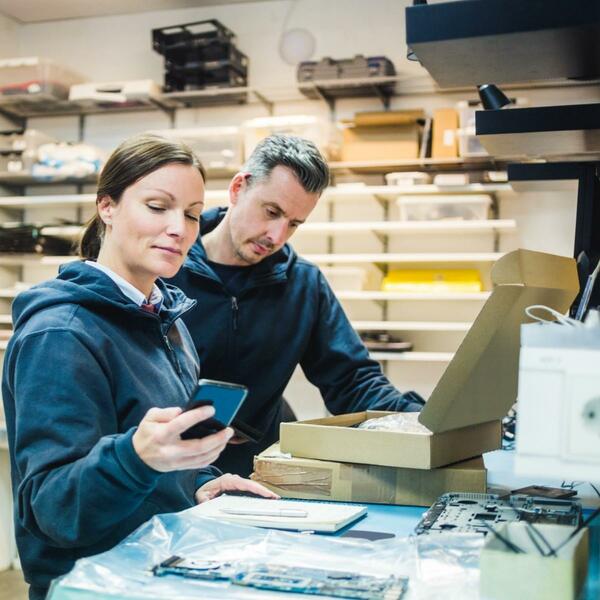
[
  {"left": 230, "top": 417, "right": 264, "bottom": 444},
  {"left": 180, "top": 379, "right": 248, "bottom": 440}
]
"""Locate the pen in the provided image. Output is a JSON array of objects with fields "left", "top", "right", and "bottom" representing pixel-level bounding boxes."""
[{"left": 220, "top": 508, "right": 308, "bottom": 518}]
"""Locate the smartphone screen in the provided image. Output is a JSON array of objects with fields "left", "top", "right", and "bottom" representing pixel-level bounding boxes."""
[{"left": 180, "top": 379, "right": 248, "bottom": 440}]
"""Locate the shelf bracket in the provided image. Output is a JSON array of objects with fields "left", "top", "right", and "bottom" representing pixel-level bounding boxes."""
[
  {"left": 251, "top": 90, "right": 275, "bottom": 115},
  {"left": 0, "top": 106, "right": 25, "bottom": 133},
  {"left": 372, "top": 194, "right": 388, "bottom": 210},
  {"left": 371, "top": 84, "right": 391, "bottom": 110},
  {"left": 373, "top": 231, "right": 387, "bottom": 246},
  {"left": 311, "top": 85, "right": 336, "bottom": 116}
]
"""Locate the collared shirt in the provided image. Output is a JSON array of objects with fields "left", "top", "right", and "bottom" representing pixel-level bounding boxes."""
[{"left": 85, "top": 261, "right": 163, "bottom": 312}]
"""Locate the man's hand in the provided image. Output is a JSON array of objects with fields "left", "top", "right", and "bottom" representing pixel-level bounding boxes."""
[
  {"left": 132, "top": 405, "right": 233, "bottom": 472},
  {"left": 195, "top": 474, "right": 279, "bottom": 503},
  {"left": 227, "top": 435, "right": 249, "bottom": 445}
]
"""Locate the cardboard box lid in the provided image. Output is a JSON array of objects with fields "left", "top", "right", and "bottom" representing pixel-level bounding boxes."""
[{"left": 419, "top": 249, "right": 579, "bottom": 433}]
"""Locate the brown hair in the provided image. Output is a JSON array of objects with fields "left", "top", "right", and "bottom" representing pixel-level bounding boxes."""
[{"left": 79, "top": 133, "right": 206, "bottom": 259}]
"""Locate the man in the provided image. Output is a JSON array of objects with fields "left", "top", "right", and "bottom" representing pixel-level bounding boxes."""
[{"left": 169, "top": 135, "right": 424, "bottom": 476}]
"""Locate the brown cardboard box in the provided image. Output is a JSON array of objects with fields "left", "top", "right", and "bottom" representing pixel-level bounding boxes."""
[
  {"left": 281, "top": 249, "right": 579, "bottom": 469},
  {"left": 252, "top": 443, "right": 487, "bottom": 506},
  {"left": 432, "top": 108, "right": 459, "bottom": 158},
  {"left": 340, "top": 110, "right": 423, "bottom": 162}
]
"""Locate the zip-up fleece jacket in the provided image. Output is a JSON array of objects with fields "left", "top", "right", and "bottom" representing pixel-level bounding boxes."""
[
  {"left": 2, "top": 262, "right": 219, "bottom": 599},
  {"left": 168, "top": 207, "right": 425, "bottom": 477}
]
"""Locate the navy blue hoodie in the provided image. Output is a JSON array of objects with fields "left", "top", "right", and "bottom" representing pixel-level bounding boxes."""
[
  {"left": 168, "top": 207, "right": 425, "bottom": 477},
  {"left": 2, "top": 262, "right": 219, "bottom": 599}
]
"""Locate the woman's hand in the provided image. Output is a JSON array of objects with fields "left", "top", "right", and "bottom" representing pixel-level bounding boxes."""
[
  {"left": 132, "top": 405, "right": 233, "bottom": 472},
  {"left": 195, "top": 474, "right": 280, "bottom": 504}
]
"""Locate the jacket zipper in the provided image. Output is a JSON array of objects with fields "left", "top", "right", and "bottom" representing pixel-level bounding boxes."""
[
  {"left": 162, "top": 332, "right": 183, "bottom": 376},
  {"left": 231, "top": 296, "right": 239, "bottom": 330}
]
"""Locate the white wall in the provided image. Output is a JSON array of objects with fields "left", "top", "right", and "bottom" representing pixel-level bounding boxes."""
[
  {"left": 0, "top": 13, "right": 18, "bottom": 58},
  {"left": 15, "top": 0, "right": 422, "bottom": 85}
]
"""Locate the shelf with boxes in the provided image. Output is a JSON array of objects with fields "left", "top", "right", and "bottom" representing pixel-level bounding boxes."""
[
  {"left": 0, "top": 74, "right": 517, "bottom": 400},
  {"left": 290, "top": 177, "right": 517, "bottom": 386}
]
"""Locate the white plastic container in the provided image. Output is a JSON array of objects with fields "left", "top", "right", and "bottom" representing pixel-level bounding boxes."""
[
  {"left": 0, "top": 57, "right": 85, "bottom": 103},
  {"left": 385, "top": 171, "right": 432, "bottom": 186},
  {"left": 150, "top": 127, "right": 243, "bottom": 170},
  {"left": 321, "top": 266, "right": 368, "bottom": 291},
  {"left": 243, "top": 115, "right": 339, "bottom": 160},
  {"left": 69, "top": 79, "right": 162, "bottom": 108},
  {"left": 456, "top": 101, "right": 488, "bottom": 158},
  {"left": 396, "top": 194, "right": 492, "bottom": 221},
  {"left": 457, "top": 126, "right": 489, "bottom": 158}
]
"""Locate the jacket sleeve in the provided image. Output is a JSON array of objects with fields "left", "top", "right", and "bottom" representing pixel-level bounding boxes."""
[
  {"left": 300, "top": 272, "right": 426, "bottom": 414},
  {"left": 6, "top": 328, "right": 210, "bottom": 548}
]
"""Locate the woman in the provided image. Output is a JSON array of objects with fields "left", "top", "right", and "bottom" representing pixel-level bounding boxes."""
[{"left": 1, "top": 134, "right": 276, "bottom": 600}]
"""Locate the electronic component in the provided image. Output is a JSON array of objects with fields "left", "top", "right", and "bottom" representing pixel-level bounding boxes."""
[
  {"left": 152, "top": 555, "right": 234, "bottom": 580},
  {"left": 153, "top": 556, "right": 408, "bottom": 599},
  {"left": 234, "top": 565, "right": 407, "bottom": 599},
  {"left": 415, "top": 493, "right": 582, "bottom": 535}
]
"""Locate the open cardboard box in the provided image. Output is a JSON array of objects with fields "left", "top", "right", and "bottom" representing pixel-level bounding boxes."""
[
  {"left": 281, "top": 249, "right": 579, "bottom": 469},
  {"left": 252, "top": 443, "right": 486, "bottom": 506}
]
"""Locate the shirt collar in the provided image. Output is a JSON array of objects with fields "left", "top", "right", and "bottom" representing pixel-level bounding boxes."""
[{"left": 85, "top": 261, "right": 164, "bottom": 311}]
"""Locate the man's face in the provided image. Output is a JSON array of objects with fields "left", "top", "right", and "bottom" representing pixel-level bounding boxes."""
[{"left": 226, "top": 165, "right": 320, "bottom": 265}]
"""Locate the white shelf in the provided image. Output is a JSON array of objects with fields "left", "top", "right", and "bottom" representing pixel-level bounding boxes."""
[
  {"left": 0, "top": 287, "right": 23, "bottom": 298},
  {"left": 0, "top": 185, "right": 509, "bottom": 211},
  {"left": 304, "top": 252, "right": 503, "bottom": 264},
  {"left": 353, "top": 320, "right": 471, "bottom": 332},
  {"left": 0, "top": 315, "right": 11, "bottom": 324},
  {"left": 323, "top": 183, "right": 512, "bottom": 200},
  {"left": 299, "top": 219, "right": 516, "bottom": 235},
  {"left": 337, "top": 290, "right": 490, "bottom": 301},
  {"left": 0, "top": 340, "right": 8, "bottom": 350},
  {"left": 369, "top": 351, "right": 454, "bottom": 362},
  {"left": 0, "top": 194, "right": 96, "bottom": 209},
  {"left": 0, "top": 255, "right": 76, "bottom": 267},
  {"left": 41, "top": 225, "right": 83, "bottom": 238},
  {"left": 329, "top": 157, "right": 496, "bottom": 172},
  {"left": 0, "top": 189, "right": 229, "bottom": 210}
]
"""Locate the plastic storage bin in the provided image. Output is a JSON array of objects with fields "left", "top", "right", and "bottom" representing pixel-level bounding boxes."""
[
  {"left": 0, "top": 57, "right": 85, "bottom": 104},
  {"left": 243, "top": 115, "right": 339, "bottom": 160},
  {"left": 396, "top": 194, "right": 492, "bottom": 221},
  {"left": 456, "top": 100, "right": 489, "bottom": 157},
  {"left": 150, "top": 127, "right": 242, "bottom": 170},
  {"left": 385, "top": 171, "right": 432, "bottom": 186},
  {"left": 382, "top": 269, "right": 483, "bottom": 292}
]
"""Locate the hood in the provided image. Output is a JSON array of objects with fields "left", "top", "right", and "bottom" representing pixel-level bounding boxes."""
[
  {"left": 12, "top": 261, "right": 195, "bottom": 331},
  {"left": 185, "top": 206, "right": 297, "bottom": 283}
]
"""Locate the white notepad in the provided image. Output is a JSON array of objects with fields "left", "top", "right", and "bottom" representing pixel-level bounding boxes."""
[{"left": 190, "top": 495, "right": 367, "bottom": 532}]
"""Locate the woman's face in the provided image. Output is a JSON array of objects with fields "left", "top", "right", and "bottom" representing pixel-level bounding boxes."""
[{"left": 98, "top": 163, "right": 204, "bottom": 291}]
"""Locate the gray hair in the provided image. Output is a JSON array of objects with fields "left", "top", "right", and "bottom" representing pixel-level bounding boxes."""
[{"left": 243, "top": 134, "right": 330, "bottom": 195}]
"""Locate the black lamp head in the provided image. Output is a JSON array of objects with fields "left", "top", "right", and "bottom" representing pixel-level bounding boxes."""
[{"left": 478, "top": 84, "right": 511, "bottom": 110}]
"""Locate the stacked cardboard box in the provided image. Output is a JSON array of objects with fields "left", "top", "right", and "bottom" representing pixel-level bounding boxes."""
[
  {"left": 340, "top": 110, "right": 424, "bottom": 161},
  {"left": 253, "top": 443, "right": 487, "bottom": 506}
]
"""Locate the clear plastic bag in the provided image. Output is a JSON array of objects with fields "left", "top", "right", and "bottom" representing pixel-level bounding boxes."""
[
  {"left": 358, "top": 413, "right": 430, "bottom": 434},
  {"left": 51, "top": 508, "right": 485, "bottom": 600}
]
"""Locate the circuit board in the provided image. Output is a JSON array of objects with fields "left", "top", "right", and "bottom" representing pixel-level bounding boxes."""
[
  {"left": 415, "top": 492, "right": 582, "bottom": 535},
  {"left": 153, "top": 556, "right": 408, "bottom": 599},
  {"left": 233, "top": 564, "right": 408, "bottom": 599}
]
